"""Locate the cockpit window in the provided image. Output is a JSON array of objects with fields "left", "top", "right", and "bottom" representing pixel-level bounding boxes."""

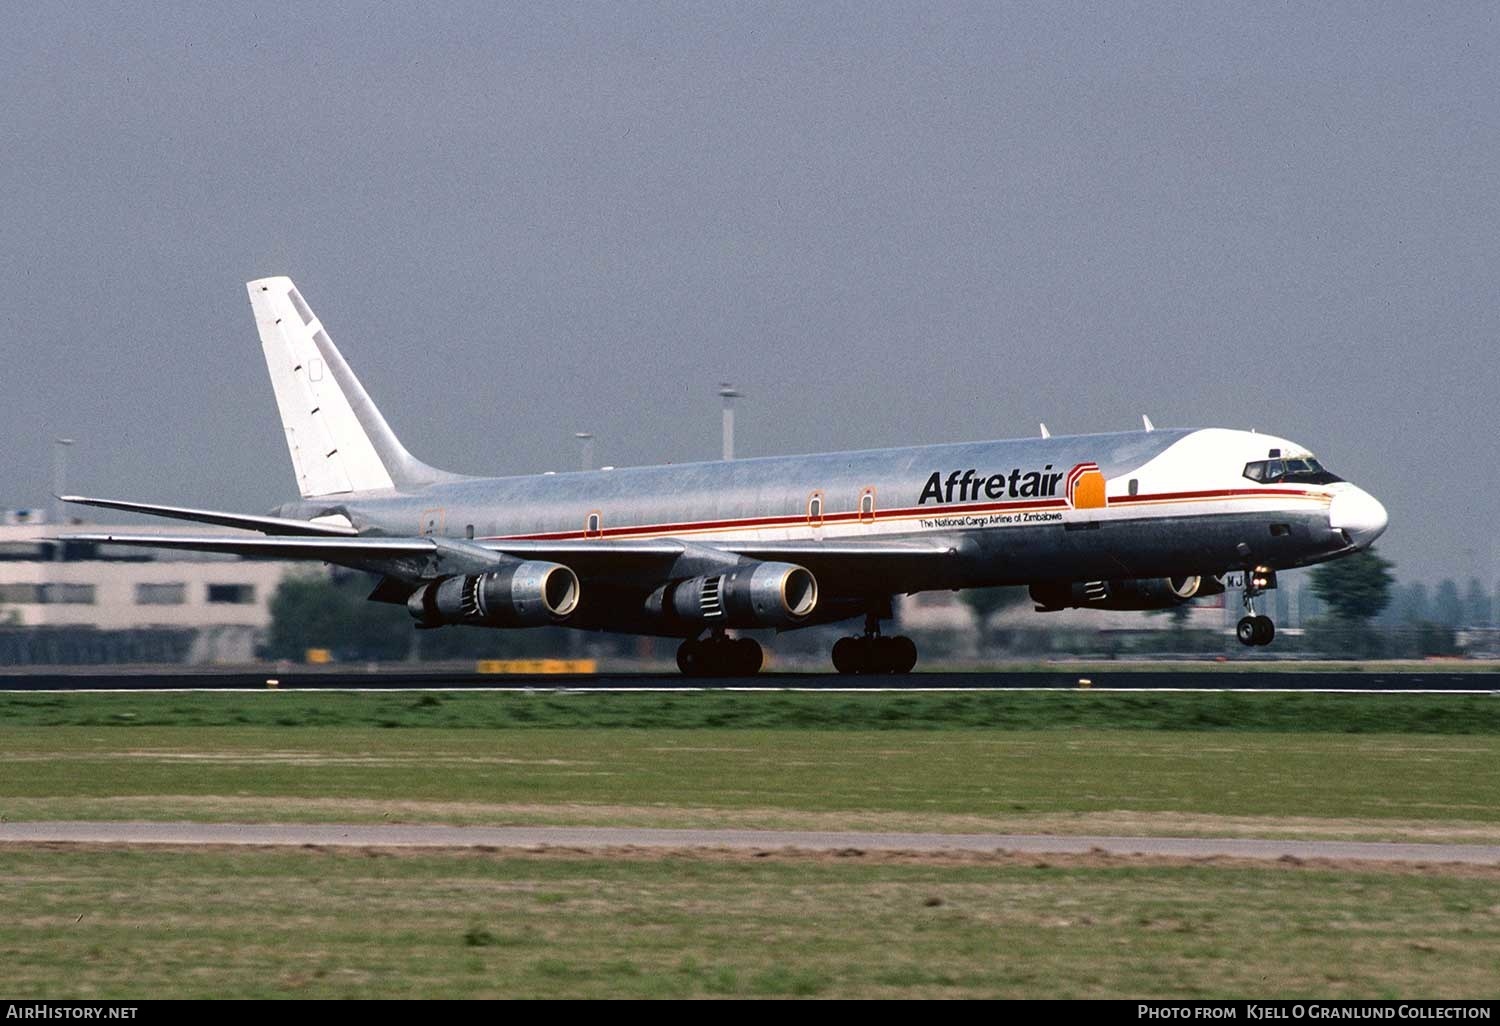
[{"left": 1243, "top": 456, "right": 1342, "bottom": 485}]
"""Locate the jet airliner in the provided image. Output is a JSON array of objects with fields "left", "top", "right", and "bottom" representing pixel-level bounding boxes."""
[{"left": 65, "top": 278, "right": 1389, "bottom": 675}]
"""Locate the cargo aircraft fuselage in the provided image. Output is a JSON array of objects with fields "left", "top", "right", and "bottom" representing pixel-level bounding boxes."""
[{"left": 66, "top": 278, "right": 1388, "bottom": 674}]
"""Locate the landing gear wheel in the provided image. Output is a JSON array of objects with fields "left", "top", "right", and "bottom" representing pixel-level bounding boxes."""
[
  {"left": 677, "top": 636, "right": 764, "bottom": 677},
  {"left": 677, "top": 638, "right": 709, "bottom": 676},
  {"left": 831, "top": 634, "right": 919, "bottom": 674},
  {"left": 1236, "top": 617, "right": 1258, "bottom": 647},
  {"left": 830, "top": 601, "right": 917, "bottom": 675},
  {"left": 1254, "top": 615, "right": 1274, "bottom": 646},
  {"left": 890, "top": 635, "right": 918, "bottom": 674},
  {"left": 1236, "top": 615, "right": 1276, "bottom": 647},
  {"left": 832, "top": 636, "right": 862, "bottom": 674},
  {"left": 731, "top": 637, "right": 763, "bottom": 676}
]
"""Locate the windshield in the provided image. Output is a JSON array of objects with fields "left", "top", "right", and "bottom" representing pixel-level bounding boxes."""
[{"left": 1243, "top": 456, "right": 1342, "bottom": 485}]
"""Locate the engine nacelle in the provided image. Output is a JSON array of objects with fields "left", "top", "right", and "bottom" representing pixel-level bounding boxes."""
[
  {"left": 647, "top": 561, "right": 819, "bottom": 629},
  {"left": 1029, "top": 575, "right": 1225, "bottom": 612},
  {"left": 406, "top": 561, "right": 580, "bottom": 628}
]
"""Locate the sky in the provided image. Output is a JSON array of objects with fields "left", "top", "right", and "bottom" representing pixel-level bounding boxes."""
[{"left": 1, "top": 3, "right": 1496, "bottom": 584}]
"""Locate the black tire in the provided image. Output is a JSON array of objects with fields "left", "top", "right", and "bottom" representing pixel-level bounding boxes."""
[
  {"left": 733, "top": 637, "right": 763, "bottom": 675},
  {"left": 676, "top": 638, "right": 707, "bottom": 676},
  {"left": 831, "top": 636, "right": 857, "bottom": 674},
  {"left": 891, "top": 635, "right": 918, "bottom": 674},
  {"left": 1236, "top": 617, "right": 1258, "bottom": 646},
  {"left": 1254, "top": 616, "right": 1275, "bottom": 646}
]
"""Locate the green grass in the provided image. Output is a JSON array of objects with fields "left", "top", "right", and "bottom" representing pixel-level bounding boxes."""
[
  {"left": 2, "top": 723, "right": 1497, "bottom": 838},
  {"left": 3, "top": 693, "right": 1498, "bottom": 836},
  {"left": 1, "top": 847, "right": 1495, "bottom": 999},
  {"left": 4, "top": 690, "right": 1498, "bottom": 998}
]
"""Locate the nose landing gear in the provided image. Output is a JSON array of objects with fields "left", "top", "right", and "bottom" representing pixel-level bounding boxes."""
[
  {"left": 1236, "top": 615, "right": 1275, "bottom": 646},
  {"left": 1236, "top": 567, "right": 1277, "bottom": 647}
]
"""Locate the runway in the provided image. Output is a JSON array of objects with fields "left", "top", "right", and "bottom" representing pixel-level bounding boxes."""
[
  {"left": 2, "top": 668, "right": 1498, "bottom": 692},
  {"left": 3, "top": 821, "right": 1497, "bottom": 865}
]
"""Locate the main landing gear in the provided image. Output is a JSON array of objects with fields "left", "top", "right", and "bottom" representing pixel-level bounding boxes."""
[
  {"left": 1236, "top": 567, "right": 1277, "bottom": 647},
  {"left": 676, "top": 633, "right": 763, "bottom": 677},
  {"left": 831, "top": 611, "right": 918, "bottom": 675}
]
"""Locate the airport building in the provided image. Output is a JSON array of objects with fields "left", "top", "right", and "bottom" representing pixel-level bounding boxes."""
[{"left": 0, "top": 512, "right": 302, "bottom": 664}]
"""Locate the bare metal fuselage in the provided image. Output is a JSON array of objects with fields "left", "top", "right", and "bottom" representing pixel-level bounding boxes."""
[{"left": 275, "top": 427, "right": 1355, "bottom": 635}]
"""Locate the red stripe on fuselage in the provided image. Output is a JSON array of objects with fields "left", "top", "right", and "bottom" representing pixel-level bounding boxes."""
[{"left": 480, "top": 487, "right": 1325, "bottom": 544}]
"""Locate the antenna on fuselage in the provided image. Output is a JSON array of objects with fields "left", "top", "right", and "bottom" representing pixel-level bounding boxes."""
[
  {"left": 1142, "top": 415, "right": 1155, "bottom": 432},
  {"left": 1039, "top": 423, "right": 1051, "bottom": 439}
]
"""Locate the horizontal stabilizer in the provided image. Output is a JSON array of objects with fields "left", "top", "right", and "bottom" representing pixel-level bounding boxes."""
[{"left": 59, "top": 495, "right": 359, "bottom": 536}]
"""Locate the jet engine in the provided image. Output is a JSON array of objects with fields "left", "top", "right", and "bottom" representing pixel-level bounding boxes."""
[
  {"left": 406, "top": 561, "right": 580, "bottom": 628},
  {"left": 1029, "top": 575, "right": 1225, "bottom": 612},
  {"left": 647, "top": 561, "right": 818, "bottom": 629}
]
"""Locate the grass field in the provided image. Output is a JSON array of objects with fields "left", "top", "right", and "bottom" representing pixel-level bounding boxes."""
[
  {"left": 2, "top": 689, "right": 1497, "bottom": 998},
  {"left": 2, "top": 691, "right": 1498, "bottom": 838},
  {"left": 2, "top": 848, "right": 1496, "bottom": 999}
]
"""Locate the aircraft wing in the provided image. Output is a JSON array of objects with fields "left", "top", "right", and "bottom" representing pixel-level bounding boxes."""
[
  {"left": 68, "top": 533, "right": 443, "bottom": 561},
  {"left": 64, "top": 531, "right": 962, "bottom": 586},
  {"left": 62, "top": 492, "right": 963, "bottom": 585},
  {"left": 60, "top": 495, "right": 358, "bottom": 536},
  {"left": 64, "top": 532, "right": 689, "bottom": 582},
  {"left": 64, "top": 532, "right": 956, "bottom": 563}
]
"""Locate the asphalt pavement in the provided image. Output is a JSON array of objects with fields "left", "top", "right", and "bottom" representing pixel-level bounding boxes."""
[{"left": 1, "top": 668, "right": 1497, "bottom": 691}]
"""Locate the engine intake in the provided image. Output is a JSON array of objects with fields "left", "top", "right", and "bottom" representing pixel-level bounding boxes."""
[
  {"left": 648, "top": 561, "right": 818, "bottom": 629},
  {"left": 1029, "top": 575, "right": 1225, "bottom": 612},
  {"left": 407, "top": 561, "right": 580, "bottom": 628}
]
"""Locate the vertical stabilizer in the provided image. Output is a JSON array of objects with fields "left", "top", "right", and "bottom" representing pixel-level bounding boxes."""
[{"left": 247, "top": 276, "right": 461, "bottom": 498}]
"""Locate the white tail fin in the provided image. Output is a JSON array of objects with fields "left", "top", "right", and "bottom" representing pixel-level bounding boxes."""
[{"left": 247, "top": 276, "right": 461, "bottom": 498}]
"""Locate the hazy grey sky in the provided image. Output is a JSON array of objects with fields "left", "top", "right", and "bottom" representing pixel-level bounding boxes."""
[{"left": 2, "top": 3, "right": 1496, "bottom": 583}]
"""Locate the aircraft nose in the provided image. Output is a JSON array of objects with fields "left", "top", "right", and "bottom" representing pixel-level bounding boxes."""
[{"left": 1328, "top": 486, "right": 1389, "bottom": 549}]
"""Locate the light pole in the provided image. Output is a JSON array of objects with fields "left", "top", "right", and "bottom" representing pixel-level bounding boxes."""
[
  {"left": 52, "top": 438, "right": 74, "bottom": 525},
  {"left": 574, "top": 432, "right": 595, "bottom": 472},
  {"left": 717, "top": 384, "right": 742, "bottom": 461}
]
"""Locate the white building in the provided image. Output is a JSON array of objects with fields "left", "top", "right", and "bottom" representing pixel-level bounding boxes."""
[{"left": 0, "top": 517, "right": 304, "bottom": 664}]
